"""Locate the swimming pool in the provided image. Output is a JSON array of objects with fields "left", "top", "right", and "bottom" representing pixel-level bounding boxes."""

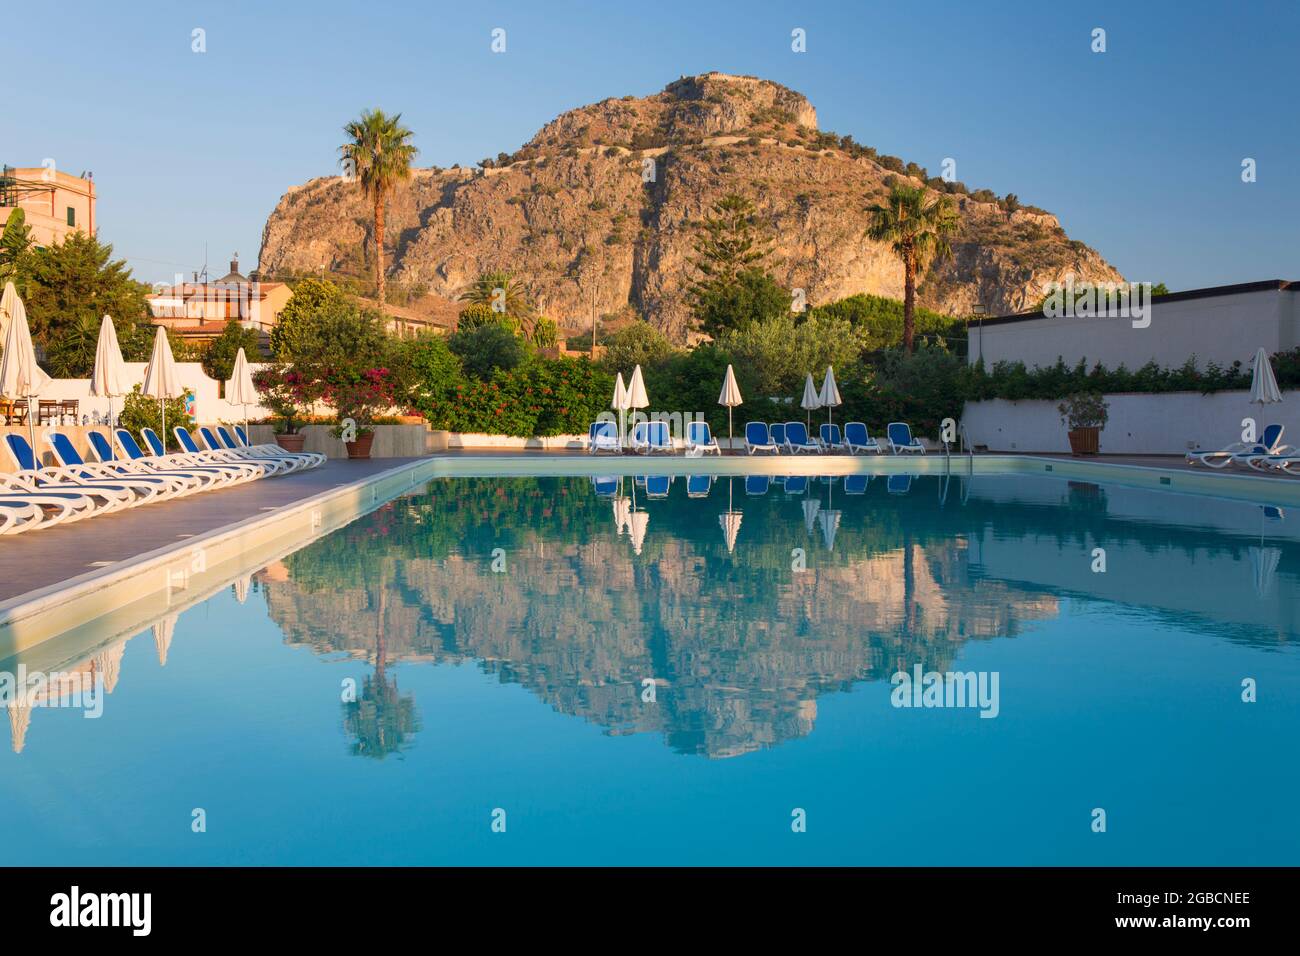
[{"left": 2, "top": 467, "right": 1297, "bottom": 865}]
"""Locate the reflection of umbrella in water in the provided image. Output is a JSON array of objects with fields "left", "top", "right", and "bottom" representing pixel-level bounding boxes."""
[
  {"left": 92, "top": 642, "right": 125, "bottom": 693},
  {"left": 7, "top": 699, "right": 32, "bottom": 754},
  {"left": 817, "top": 476, "right": 841, "bottom": 550},
  {"left": 719, "top": 476, "right": 743, "bottom": 553},
  {"left": 628, "top": 509, "right": 649, "bottom": 555},
  {"left": 233, "top": 574, "right": 252, "bottom": 604},
  {"left": 1250, "top": 504, "right": 1285, "bottom": 597},
  {"left": 802, "top": 498, "right": 821, "bottom": 533},
  {"left": 1249, "top": 546, "right": 1282, "bottom": 598},
  {"left": 612, "top": 493, "right": 631, "bottom": 535},
  {"left": 153, "top": 615, "right": 178, "bottom": 666}
]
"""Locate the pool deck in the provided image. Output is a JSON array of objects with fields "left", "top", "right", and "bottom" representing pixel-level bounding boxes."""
[
  {"left": 0, "top": 450, "right": 1293, "bottom": 607},
  {"left": 0, "top": 458, "right": 418, "bottom": 603}
]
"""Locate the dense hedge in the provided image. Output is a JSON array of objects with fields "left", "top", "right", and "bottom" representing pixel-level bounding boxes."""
[{"left": 961, "top": 351, "right": 1300, "bottom": 402}]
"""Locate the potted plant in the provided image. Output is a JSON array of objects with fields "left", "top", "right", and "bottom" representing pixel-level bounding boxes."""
[
  {"left": 321, "top": 365, "right": 398, "bottom": 459},
  {"left": 253, "top": 364, "right": 320, "bottom": 453},
  {"left": 1058, "top": 392, "right": 1109, "bottom": 456}
]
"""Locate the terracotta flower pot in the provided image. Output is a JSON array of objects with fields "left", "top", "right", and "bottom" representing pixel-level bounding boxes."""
[
  {"left": 276, "top": 433, "right": 306, "bottom": 453},
  {"left": 1067, "top": 426, "right": 1100, "bottom": 456},
  {"left": 346, "top": 433, "right": 375, "bottom": 459}
]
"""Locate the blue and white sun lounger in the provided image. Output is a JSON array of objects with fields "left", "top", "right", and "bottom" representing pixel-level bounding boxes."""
[
  {"left": 784, "top": 421, "right": 820, "bottom": 454},
  {"left": 819, "top": 423, "right": 847, "bottom": 453},
  {"left": 686, "top": 421, "right": 721, "bottom": 456},
  {"left": 630, "top": 420, "right": 674, "bottom": 455},
  {"left": 887, "top": 422, "right": 925, "bottom": 455},
  {"left": 844, "top": 422, "right": 881, "bottom": 455},
  {"left": 745, "top": 422, "right": 779, "bottom": 455},
  {"left": 1187, "top": 424, "right": 1288, "bottom": 469},
  {"left": 589, "top": 421, "right": 621, "bottom": 455},
  {"left": 592, "top": 474, "right": 619, "bottom": 496},
  {"left": 644, "top": 474, "right": 672, "bottom": 498},
  {"left": 770, "top": 422, "right": 787, "bottom": 450},
  {"left": 745, "top": 474, "right": 770, "bottom": 496}
]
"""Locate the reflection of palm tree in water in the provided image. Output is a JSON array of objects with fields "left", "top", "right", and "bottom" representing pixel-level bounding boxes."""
[{"left": 342, "top": 584, "right": 420, "bottom": 759}]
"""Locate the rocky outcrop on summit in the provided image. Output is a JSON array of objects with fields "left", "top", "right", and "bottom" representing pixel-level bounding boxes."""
[{"left": 258, "top": 72, "right": 1122, "bottom": 340}]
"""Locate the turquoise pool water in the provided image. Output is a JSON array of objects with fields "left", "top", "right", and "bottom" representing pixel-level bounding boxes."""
[{"left": 1, "top": 471, "right": 1298, "bottom": 865}]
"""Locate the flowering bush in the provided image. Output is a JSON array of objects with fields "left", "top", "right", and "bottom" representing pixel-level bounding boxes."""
[
  {"left": 318, "top": 365, "right": 399, "bottom": 438},
  {"left": 415, "top": 357, "right": 610, "bottom": 437},
  {"left": 253, "top": 363, "right": 322, "bottom": 434}
]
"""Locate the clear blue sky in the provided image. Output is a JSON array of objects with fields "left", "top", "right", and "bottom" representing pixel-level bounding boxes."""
[{"left": 9, "top": 0, "right": 1297, "bottom": 289}]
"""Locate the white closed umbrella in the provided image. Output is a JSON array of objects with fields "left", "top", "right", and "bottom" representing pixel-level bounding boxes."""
[
  {"left": 612, "top": 372, "right": 629, "bottom": 450},
  {"left": 226, "top": 347, "right": 257, "bottom": 439},
  {"left": 0, "top": 281, "right": 19, "bottom": 344},
  {"left": 626, "top": 364, "right": 650, "bottom": 447},
  {"left": 89, "top": 315, "right": 133, "bottom": 459},
  {"left": 1249, "top": 348, "right": 1282, "bottom": 440},
  {"left": 800, "top": 372, "right": 821, "bottom": 430},
  {"left": 0, "top": 285, "right": 51, "bottom": 453},
  {"left": 141, "top": 326, "right": 184, "bottom": 451},
  {"left": 819, "top": 366, "right": 842, "bottom": 428},
  {"left": 718, "top": 364, "right": 743, "bottom": 453},
  {"left": 801, "top": 497, "right": 821, "bottom": 533}
]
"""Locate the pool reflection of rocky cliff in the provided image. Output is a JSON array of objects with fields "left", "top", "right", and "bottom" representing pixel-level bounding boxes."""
[{"left": 2, "top": 473, "right": 1297, "bottom": 865}]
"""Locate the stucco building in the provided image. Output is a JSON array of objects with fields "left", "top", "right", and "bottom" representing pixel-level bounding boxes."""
[{"left": 0, "top": 165, "right": 97, "bottom": 246}]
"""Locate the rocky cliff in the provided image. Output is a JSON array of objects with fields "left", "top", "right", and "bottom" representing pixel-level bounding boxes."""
[{"left": 258, "top": 72, "right": 1123, "bottom": 340}]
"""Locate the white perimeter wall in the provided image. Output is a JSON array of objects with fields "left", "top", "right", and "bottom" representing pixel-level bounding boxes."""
[
  {"left": 963, "top": 390, "right": 1300, "bottom": 454},
  {"left": 14, "top": 362, "right": 271, "bottom": 423},
  {"left": 970, "top": 287, "right": 1298, "bottom": 371}
]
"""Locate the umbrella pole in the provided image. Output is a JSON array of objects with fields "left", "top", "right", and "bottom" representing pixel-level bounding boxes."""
[
  {"left": 160, "top": 400, "right": 166, "bottom": 455},
  {"left": 728, "top": 407, "right": 733, "bottom": 455},
  {"left": 26, "top": 397, "right": 35, "bottom": 460}
]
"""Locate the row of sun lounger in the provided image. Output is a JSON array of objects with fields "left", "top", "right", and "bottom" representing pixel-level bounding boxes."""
[
  {"left": 1185, "top": 424, "right": 1300, "bottom": 474},
  {"left": 591, "top": 473, "right": 914, "bottom": 498},
  {"left": 588, "top": 420, "right": 927, "bottom": 455},
  {"left": 1, "top": 425, "right": 324, "bottom": 535}
]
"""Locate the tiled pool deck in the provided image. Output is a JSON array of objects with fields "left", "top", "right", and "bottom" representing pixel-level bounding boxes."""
[{"left": 0, "top": 451, "right": 1295, "bottom": 606}]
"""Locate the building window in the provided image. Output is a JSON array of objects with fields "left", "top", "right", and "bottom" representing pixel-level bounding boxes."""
[{"left": 66, "top": 206, "right": 76, "bottom": 227}]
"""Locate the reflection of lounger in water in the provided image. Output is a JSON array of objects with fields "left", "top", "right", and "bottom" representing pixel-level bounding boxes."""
[
  {"left": 844, "top": 474, "right": 869, "bottom": 494},
  {"left": 592, "top": 475, "right": 619, "bottom": 496},
  {"left": 887, "top": 474, "right": 912, "bottom": 495},
  {"left": 745, "top": 475, "right": 770, "bottom": 496},
  {"left": 686, "top": 474, "right": 712, "bottom": 498},
  {"left": 645, "top": 475, "right": 671, "bottom": 498},
  {"left": 783, "top": 475, "right": 808, "bottom": 494}
]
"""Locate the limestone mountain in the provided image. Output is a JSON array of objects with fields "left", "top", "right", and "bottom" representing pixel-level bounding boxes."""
[{"left": 258, "top": 72, "right": 1123, "bottom": 340}]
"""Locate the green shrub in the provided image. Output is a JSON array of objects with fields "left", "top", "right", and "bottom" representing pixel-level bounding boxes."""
[
  {"left": 118, "top": 385, "right": 190, "bottom": 451},
  {"left": 601, "top": 321, "right": 676, "bottom": 372},
  {"left": 447, "top": 323, "right": 529, "bottom": 379}
]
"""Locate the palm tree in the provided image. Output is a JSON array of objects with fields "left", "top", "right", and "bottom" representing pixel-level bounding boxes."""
[
  {"left": 340, "top": 109, "right": 417, "bottom": 311},
  {"left": 458, "top": 270, "right": 536, "bottom": 336},
  {"left": 866, "top": 185, "right": 960, "bottom": 353}
]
